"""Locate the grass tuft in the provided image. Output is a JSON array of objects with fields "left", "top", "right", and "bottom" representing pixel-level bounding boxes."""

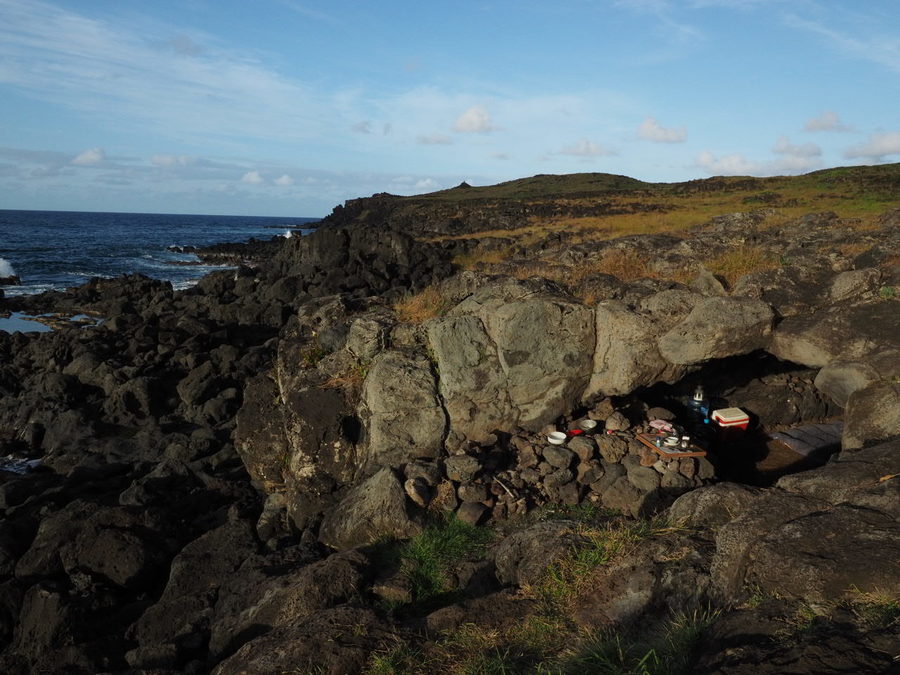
[
  {"left": 398, "top": 514, "right": 493, "bottom": 606},
  {"left": 706, "top": 245, "right": 781, "bottom": 287},
  {"left": 393, "top": 285, "right": 450, "bottom": 323}
]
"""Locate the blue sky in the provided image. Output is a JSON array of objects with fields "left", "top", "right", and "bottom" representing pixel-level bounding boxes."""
[{"left": 1, "top": 0, "right": 898, "bottom": 217}]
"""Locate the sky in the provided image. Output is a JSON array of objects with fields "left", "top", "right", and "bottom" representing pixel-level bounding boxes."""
[{"left": 1, "top": 0, "right": 899, "bottom": 217}]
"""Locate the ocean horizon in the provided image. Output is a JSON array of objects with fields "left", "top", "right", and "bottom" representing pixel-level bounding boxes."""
[{"left": 0, "top": 208, "right": 319, "bottom": 296}]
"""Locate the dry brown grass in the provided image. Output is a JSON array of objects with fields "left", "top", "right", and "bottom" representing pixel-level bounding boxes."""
[
  {"left": 837, "top": 242, "right": 872, "bottom": 258},
  {"left": 452, "top": 246, "right": 516, "bottom": 269},
  {"left": 706, "top": 245, "right": 780, "bottom": 287},
  {"left": 393, "top": 284, "right": 450, "bottom": 323},
  {"left": 320, "top": 362, "right": 369, "bottom": 396}
]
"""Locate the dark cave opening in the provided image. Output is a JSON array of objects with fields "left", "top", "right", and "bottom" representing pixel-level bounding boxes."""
[{"left": 624, "top": 351, "right": 844, "bottom": 487}]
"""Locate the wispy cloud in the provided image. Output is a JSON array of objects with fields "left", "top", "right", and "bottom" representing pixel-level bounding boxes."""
[
  {"left": 453, "top": 106, "right": 496, "bottom": 133},
  {"left": 844, "top": 131, "right": 900, "bottom": 161},
  {"left": 557, "top": 139, "right": 617, "bottom": 157},
  {"left": 240, "top": 170, "right": 265, "bottom": 185},
  {"left": 638, "top": 117, "right": 686, "bottom": 143},
  {"left": 0, "top": 0, "right": 331, "bottom": 146},
  {"left": 804, "top": 110, "right": 853, "bottom": 133},
  {"left": 695, "top": 146, "right": 820, "bottom": 176},
  {"left": 785, "top": 12, "right": 900, "bottom": 74},
  {"left": 772, "top": 135, "right": 821, "bottom": 158},
  {"left": 71, "top": 147, "right": 106, "bottom": 166},
  {"left": 417, "top": 133, "right": 453, "bottom": 145}
]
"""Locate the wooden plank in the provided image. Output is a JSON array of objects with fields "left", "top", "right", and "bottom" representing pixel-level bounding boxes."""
[{"left": 635, "top": 432, "right": 707, "bottom": 458}]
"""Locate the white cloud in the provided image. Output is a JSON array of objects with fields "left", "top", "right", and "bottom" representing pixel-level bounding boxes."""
[
  {"left": 453, "top": 106, "right": 495, "bottom": 133},
  {"left": 804, "top": 111, "right": 852, "bottom": 132},
  {"left": 414, "top": 178, "right": 438, "bottom": 190},
  {"left": 638, "top": 117, "right": 686, "bottom": 143},
  {"left": 772, "top": 136, "right": 821, "bottom": 158},
  {"left": 695, "top": 150, "right": 760, "bottom": 175},
  {"left": 558, "top": 139, "right": 616, "bottom": 157},
  {"left": 844, "top": 131, "right": 900, "bottom": 161},
  {"left": 695, "top": 149, "right": 820, "bottom": 176},
  {"left": 151, "top": 154, "right": 195, "bottom": 167},
  {"left": 71, "top": 147, "right": 105, "bottom": 166},
  {"left": 274, "top": 174, "right": 295, "bottom": 186},
  {"left": 352, "top": 120, "right": 372, "bottom": 134},
  {"left": 417, "top": 133, "right": 453, "bottom": 145},
  {"left": 241, "top": 170, "right": 264, "bottom": 185}
]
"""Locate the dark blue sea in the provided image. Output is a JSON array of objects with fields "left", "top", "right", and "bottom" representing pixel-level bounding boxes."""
[{"left": 0, "top": 209, "right": 319, "bottom": 296}]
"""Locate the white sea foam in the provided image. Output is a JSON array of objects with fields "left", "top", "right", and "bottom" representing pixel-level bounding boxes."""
[
  {"left": 0, "top": 258, "right": 16, "bottom": 277},
  {"left": 282, "top": 229, "right": 293, "bottom": 239}
]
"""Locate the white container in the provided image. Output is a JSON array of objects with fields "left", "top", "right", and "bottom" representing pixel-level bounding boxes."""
[
  {"left": 578, "top": 419, "right": 598, "bottom": 432},
  {"left": 547, "top": 431, "right": 568, "bottom": 445}
]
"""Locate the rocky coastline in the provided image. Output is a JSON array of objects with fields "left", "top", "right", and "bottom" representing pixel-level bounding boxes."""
[{"left": 0, "top": 169, "right": 898, "bottom": 673}]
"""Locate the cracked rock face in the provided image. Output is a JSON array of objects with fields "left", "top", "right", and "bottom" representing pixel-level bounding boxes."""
[
  {"left": 427, "top": 279, "right": 595, "bottom": 440},
  {"left": 358, "top": 350, "right": 446, "bottom": 472}
]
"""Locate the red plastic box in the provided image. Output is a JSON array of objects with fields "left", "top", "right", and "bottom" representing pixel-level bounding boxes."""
[{"left": 712, "top": 407, "right": 749, "bottom": 431}]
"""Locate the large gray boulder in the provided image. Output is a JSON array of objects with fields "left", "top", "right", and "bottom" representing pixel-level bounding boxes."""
[
  {"left": 813, "top": 356, "right": 886, "bottom": 407},
  {"left": 358, "top": 350, "right": 446, "bottom": 471},
  {"left": 318, "top": 468, "right": 421, "bottom": 550},
  {"left": 770, "top": 300, "right": 899, "bottom": 368},
  {"left": 479, "top": 297, "right": 594, "bottom": 429},
  {"left": 744, "top": 505, "right": 900, "bottom": 603},
  {"left": 587, "top": 300, "right": 684, "bottom": 397},
  {"left": 426, "top": 315, "right": 516, "bottom": 443},
  {"left": 657, "top": 296, "right": 774, "bottom": 365},
  {"left": 776, "top": 439, "right": 900, "bottom": 518},
  {"left": 842, "top": 380, "right": 900, "bottom": 450},
  {"left": 212, "top": 607, "right": 395, "bottom": 675},
  {"left": 447, "top": 279, "right": 595, "bottom": 431}
]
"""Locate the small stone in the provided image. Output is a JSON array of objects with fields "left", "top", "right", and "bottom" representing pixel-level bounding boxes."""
[
  {"left": 646, "top": 406, "right": 676, "bottom": 421},
  {"left": 678, "top": 458, "right": 696, "bottom": 479},
  {"left": 592, "top": 461, "right": 625, "bottom": 494},
  {"left": 542, "top": 445, "right": 575, "bottom": 469},
  {"left": 597, "top": 435, "right": 628, "bottom": 463},
  {"left": 444, "top": 455, "right": 482, "bottom": 482},
  {"left": 544, "top": 468, "right": 575, "bottom": 489},
  {"left": 517, "top": 445, "right": 540, "bottom": 469},
  {"left": 697, "top": 457, "right": 715, "bottom": 481},
  {"left": 626, "top": 464, "right": 661, "bottom": 493},
  {"left": 456, "top": 502, "right": 488, "bottom": 526},
  {"left": 568, "top": 436, "right": 596, "bottom": 462},
  {"left": 555, "top": 481, "right": 581, "bottom": 506},
  {"left": 457, "top": 481, "right": 489, "bottom": 503},
  {"left": 404, "top": 477, "right": 432, "bottom": 508},
  {"left": 590, "top": 398, "right": 616, "bottom": 419},
  {"left": 577, "top": 461, "right": 604, "bottom": 485},
  {"left": 538, "top": 461, "right": 554, "bottom": 477},
  {"left": 405, "top": 459, "right": 442, "bottom": 486},
  {"left": 638, "top": 446, "right": 657, "bottom": 467},
  {"left": 520, "top": 468, "right": 541, "bottom": 485},
  {"left": 652, "top": 460, "right": 668, "bottom": 474},
  {"left": 372, "top": 572, "right": 413, "bottom": 605},
  {"left": 661, "top": 470, "right": 692, "bottom": 491},
  {"left": 431, "top": 480, "right": 459, "bottom": 512},
  {"left": 605, "top": 411, "right": 630, "bottom": 431}
]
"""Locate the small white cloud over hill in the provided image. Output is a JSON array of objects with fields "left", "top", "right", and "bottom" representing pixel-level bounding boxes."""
[{"left": 638, "top": 117, "right": 686, "bottom": 143}]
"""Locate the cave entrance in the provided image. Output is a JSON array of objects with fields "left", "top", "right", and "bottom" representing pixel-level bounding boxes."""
[{"left": 625, "top": 351, "right": 843, "bottom": 487}]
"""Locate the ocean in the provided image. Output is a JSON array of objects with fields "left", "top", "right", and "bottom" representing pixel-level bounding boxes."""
[{"left": 0, "top": 209, "right": 319, "bottom": 296}]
